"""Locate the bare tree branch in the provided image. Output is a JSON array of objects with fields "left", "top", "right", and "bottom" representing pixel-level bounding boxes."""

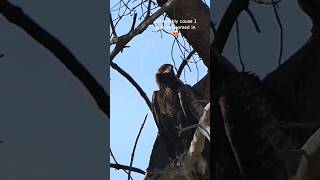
[
  {"left": 235, "top": 19, "right": 245, "bottom": 72},
  {"left": 0, "top": 0, "right": 109, "bottom": 117},
  {"left": 110, "top": 149, "right": 134, "bottom": 180},
  {"left": 110, "top": 13, "right": 118, "bottom": 37},
  {"left": 271, "top": 0, "right": 284, "bottom": 66},
  {"left": 213, "top": 0, "right": 249, "bottom": 52},
  {"left": 244, "top": 8, "right": 261, "bottom": 33},
  {"left": 127, "top": 114, "right": 148, "bottom": 180},
  {"left": 130, "top": 13, "right": 138, "bottom": 32},
  {"left": 146, "top": 0, "right": 152, "bottom": 18},
  {"left": 110, "top": 163, "right": 146, "bottom": 175},
  {"left": 176, "top": 50, "right": 196, "bottom": 78},
  {"left": 110, "top": 0, "right": 179, "bottom": 61}
]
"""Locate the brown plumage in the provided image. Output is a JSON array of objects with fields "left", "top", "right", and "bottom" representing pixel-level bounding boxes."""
[
  {"left": 152, "top": 64, "right": 201, "bottom": 158},
  {"left": 216, "top": 71, "right": 309, "bottom": 180},
  {"left": 145, "top": 64, "right": 210, "bottom": 180}
]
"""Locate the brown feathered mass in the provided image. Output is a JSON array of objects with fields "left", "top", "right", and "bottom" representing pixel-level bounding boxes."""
[
  {"left": 146, "top": 64, "right": 209, "bottom": 175},
  {"left": 214, "top": 70, "right": 309, "bottom": 180},
  {"left": 145, "top": 64, "right": 210, "bottom": 180},
  {"left": 152, "top": 64, "right": 198, "bottom": 158}
]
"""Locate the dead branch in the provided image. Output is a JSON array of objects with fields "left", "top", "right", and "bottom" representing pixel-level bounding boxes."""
[
  {"left": 146, "top": 0, "right": 152, "bottom": 18},
  {"left": 244, "top": 8, "right": 261, "bottom": 33},
  {"left": 110, "top": 0, "right": 179, "bottom": 61},
  {"left": 213, "top": 0, "right": 249, "bottom": 53},
  {"left": 235, "top": 20, "right": 245, "bottom": 72},
  {"left": 271, "top": 0, "right": 284, "bottom": 65},
  {"left": 128, "top": 114, "right": 148, "bottom": 180},
  {"left": 195, "top": 103, "right": 210, "bottom": 141},
  {"left": 110, "top": 163, "right": 146, "bottom": 175},
  {"left": 176, "top": 50, "right": 196, "bottom": 78},
  {"left": 110, "top": 13, "right": 118, "bottom": 37},
  {"left": 0, "top": 0, "right": 109, "bottom": 117},
  {"left": 110, "top": 149, "right": 134, "bottom": 180},
  {"left": 188, "top": 102, "right": 210, "bottom": 151}
]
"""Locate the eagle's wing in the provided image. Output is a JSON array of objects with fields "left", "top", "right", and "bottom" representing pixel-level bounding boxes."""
[
  {"left": 177, "top": 84, "right": 211, "bottom": 165},
  {"left": 151, "top": 91, "right": 161, "bottom": 130},
  {"left": 151, "top": 91, "right": 176, "bottom": 136},
  {"left": 178, "top": 85, "right": 207, "bottom": 123},
  {"left": 146, "top": 91, "right": 174, "bottom": 175},
  {"left": 151, "top": 90, "right": 180, "bottom": 157},
  {"left": 177, "top": 84, "right": 211, "bottom": 141}
]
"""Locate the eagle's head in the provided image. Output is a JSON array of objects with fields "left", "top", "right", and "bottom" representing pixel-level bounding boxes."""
[{"left": 156, "top": 64, "right": 178, "bottom": 89}]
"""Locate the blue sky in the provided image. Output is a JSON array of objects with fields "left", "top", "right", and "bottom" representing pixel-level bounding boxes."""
[{"left": 110, "top": 1, "right": 208, "bottom": 179}]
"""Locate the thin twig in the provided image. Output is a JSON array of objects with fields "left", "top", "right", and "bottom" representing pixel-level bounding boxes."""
[
  {"left": 245, "top": 8, "right": 261, "bottom": 33},
  {"left": 146, "top": 0, "right": 152, "bottom": 17},
  {"left": 171, "top": 38, "right": 178, "bottom": 71},
  {"left": 194, "top": 58, "right": 199, "bottom": 82},
  {"left": 176, "top": 50, "right": 196, "bottom": 78},
  {"left": 235, "top": 19, "right": 245, "bottom": 72},
  {"left": 110, "top": 0, "right": 179, "bottom": 61},
  {"left": 110, "top": 149, "right": 134, "bottom": 180},
  {"left": 127, "top": 114, "right": 148, "bottom": 180},
  {"left": 110, "top": 13, "right": 118, "bottom": 37},
  {"left": 130, "top": 13, "right": 138, "bottom": 32},
  {"left": 111, "top": 163, "right": 146, "bottom": 175},
  {"left": 271, "top": 0, "right": 283, "bottom": 66},
  {"left": 110, "top": 149, "right": 120, "bottom": 165},
  {"left": 213, "top": 0, "right": 250, "bottom": 52},
  {"left": 0, "top": 0, "right": 109, "bottom": 117}
]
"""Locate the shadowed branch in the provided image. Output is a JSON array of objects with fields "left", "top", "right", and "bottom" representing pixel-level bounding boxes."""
[
  {"left": 0, "top": 0, "right": 109, "bottom": 117},
  {"left": 110, "top": 163, "right": 146, "bottom": 175}
]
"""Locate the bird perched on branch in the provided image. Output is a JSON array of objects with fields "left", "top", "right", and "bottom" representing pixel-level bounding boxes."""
[
  {"left": 151, "top": 64, "right": 206, "bottom": 159},
  {"left": 145, "top": 64, "right": 210, "bottom": 179}
]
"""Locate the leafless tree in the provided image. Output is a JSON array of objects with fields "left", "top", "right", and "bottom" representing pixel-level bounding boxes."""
[
  {"left": 213, "top": 0, "right": 320, "bottom": 180},
  {"left": 111, "top": 0, "right": 320, "bottom": 180},
  {"left": 110, "top": 0, "right": 210, "bottom": 179}
]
